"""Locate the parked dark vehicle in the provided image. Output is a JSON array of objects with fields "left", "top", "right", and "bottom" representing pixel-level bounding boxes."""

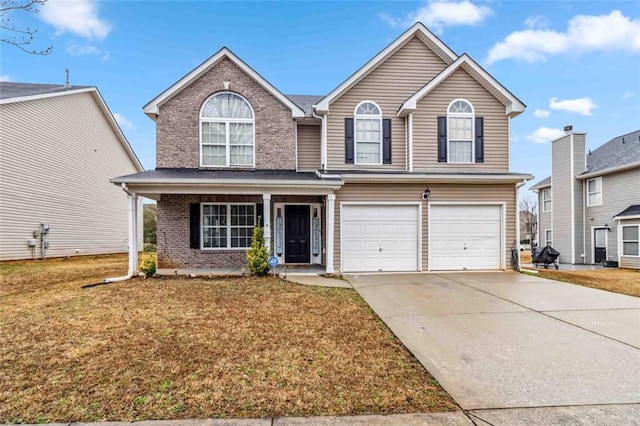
[{"left": 532, "top": 245, "right": 560, "bottom": 269}]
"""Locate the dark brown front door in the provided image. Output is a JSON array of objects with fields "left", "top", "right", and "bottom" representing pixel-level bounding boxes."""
[{"left": 285, "top": 205, "right": 310, "bottom": 263}]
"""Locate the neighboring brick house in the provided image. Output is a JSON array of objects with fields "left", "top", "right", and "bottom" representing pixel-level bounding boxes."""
[
  {"left": 114, "top": 23, "right": 532, "bottom": 273},
  {"left": 531, "top": 129, "right": 640, "bottom": 269}
]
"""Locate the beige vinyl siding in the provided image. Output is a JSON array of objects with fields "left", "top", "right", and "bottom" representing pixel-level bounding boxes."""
[
  {"left": 333, "top": 183, "right": 516, "bottom": 271},
  {"left": 584, "top": 168, "right": 640, "bottom": 263},
  {"left": 297, "top": 124, "right": 321, "bottom": 171},
  {"left": 0, "top": 92, "right": 142, "bottom": 261},
  {"left": 619, "top": 219, "right": 640, "bottom": 269},
  {"left": 326, "top": 36, "right": 448, "bottom": 171},
  {"left": 413, "top": 68, "right": 509, "bottom": 172},
  {"left": 551, "top": 134, "right": 573, "bottom": 263}
]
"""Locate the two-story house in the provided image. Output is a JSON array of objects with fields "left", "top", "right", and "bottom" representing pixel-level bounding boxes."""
[
  {"left": 531, "top": 129, "right": 640, "bottom": 269},
  {"left": 113, "top": 23, "right": 532, "bottom": 273}
]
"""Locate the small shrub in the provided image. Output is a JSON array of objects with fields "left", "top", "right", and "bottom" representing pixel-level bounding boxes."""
[
  {"left": 139, "top": 253, "right": 157, "bottom": 278},
  {"left": 143, "top": 243, "right": 156, "bottom": 252},
  {"left": 246, "top": 219, "right": 270, "bottom": 276}
]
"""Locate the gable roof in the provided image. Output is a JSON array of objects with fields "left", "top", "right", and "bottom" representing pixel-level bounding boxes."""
[
  {"left": 397, "top": 54, "right": 526, "bottom": 117},
  {"left": 314, "top": 22, "right": 458, "bottom": 113},
  {"left": 0, "top": 81, "right": 143, "bottom": 172},
  {"left": 143, "top": 47, "right": 305, "bottom": 120},
  {"left": 0, "top": 82, "right": 93, "bottom": 101},
  {"left": 614, "top": 204, "right": 640, "bottom": 220},
  {"left": 581, "top": 129, "right": 640, "bottom": 176},
  {"left": 530, "top": 176, "right": 551, "bottom": 191}
]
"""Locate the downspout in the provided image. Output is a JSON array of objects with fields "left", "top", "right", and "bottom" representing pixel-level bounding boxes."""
[
  {"left": 104, "top": 183, "right": 139, "bottom": 283},
  {"left": 312, "top": 110, "right": 327, "bottom": 171}
]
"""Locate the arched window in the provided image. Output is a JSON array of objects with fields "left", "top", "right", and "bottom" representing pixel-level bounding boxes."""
[
  {"left": 354, "top": 101, "right": 382, "bottom": 164},
  {"left": 447, "top": 99, "right": 474, "bottom": 163},
  {"left": 200, "top": 92, "right": 254, "bottom": 167}
]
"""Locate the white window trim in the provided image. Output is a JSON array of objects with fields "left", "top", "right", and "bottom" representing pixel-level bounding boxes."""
[
  {"left": 545, "top": 229, "right": 553, "bottom": 247},
  {"left": 621, "top": 224, "right": 639, "bottom": 257},
  {"left": 201, "top": 202, "right": 256, "bottom": 250},
  {"left": 447, "top": 98, "right": 475, "bottom": 164},
  {"left": 542, "top": 188, "right": 552, "bottom": 212},
  {"left": 354, "top": 100, "right": 383, "bottom": 165},
  {"left": 586, "top": 177, "right": 602, "bottom": 207},
  {"left": 199, "top": 92, "right": 256, "bottom": 168}
]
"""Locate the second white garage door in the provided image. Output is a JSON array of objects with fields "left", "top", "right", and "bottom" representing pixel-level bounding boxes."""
[
  {"left": 342, "top": 204, "right": 419, "bottom": 272},
  {"left": 429, "top": 204, "right": 502, "bottom": 271}
]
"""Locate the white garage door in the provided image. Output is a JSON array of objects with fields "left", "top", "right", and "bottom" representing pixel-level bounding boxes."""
[
  {"left": 430, "top": 205, "right": 502, "bottom": 271},
  {"left": 342, "top": 204, "right": 419, "bottom": 272}
]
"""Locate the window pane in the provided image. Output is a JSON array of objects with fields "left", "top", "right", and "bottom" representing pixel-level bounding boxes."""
[
  {"left": 449, "top": 100, "right": 472, "bottom": 113},
  {"left": 588, "top": 192, "right": 602, "bottom": 205},
  {"left": 202, "top": 145, "right": 226, "bottom": 166},
  {"left": 623, "top": 242, "right": 639, "bottom": 256},
  {"left": 623, "top": 226, "right": 639, "bottom": 241},
  {"left": 356, "top": 142, "right": 381, "bottom": 163},
  {"left": 356, "top": 102, "right": 380, "bottom": 115},
  {"left": 230, "top": 145, "right": 253, "bottom": 166},
  {"left": 449, "top": 141, "right": 472, "bottom": 162},
  {"left": 230, "top": 123, "right": 253, "bottom": 145},
  {"left": 202, "top": 93, "right": 253, "bottom": 119}
]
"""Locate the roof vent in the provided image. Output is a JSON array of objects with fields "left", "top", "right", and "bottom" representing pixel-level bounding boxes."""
[
  {"left": 563, "top": 125, "right": 573, "bottom": 133},
  {"left": 588, "top": 150, "right": 592, "bottom": 155},
  {"left": 622, "top": 137, "right": 625, "bottom": 144},
  {"left": 64, "top": 68, "right": 71, "bottom": 88}
]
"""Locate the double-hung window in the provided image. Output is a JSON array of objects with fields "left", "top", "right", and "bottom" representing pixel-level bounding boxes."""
[
  {"left": 542, "top": 188, "right": 552, "bottom": 212},
  {"left": 202, "top": 203, "right": 255, "bottom": 249},
  {"left": 201, "top": 92, "right": 254, "bottom": 167},
  {"left": 587, "top": 177, "right": 602, "bottom": 206},
  {"left": 448, "top": 99, "right": 474, "bottom": 163},
  {"left": 622, "top": 225, "right": 639, "bottom": 256},
  {"left": 354, "top": 101, "right": 382, "bottom": 164}
]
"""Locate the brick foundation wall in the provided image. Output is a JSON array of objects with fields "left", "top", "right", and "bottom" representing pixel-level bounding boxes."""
[{"left": 156, "top": 57, "right": 296, "bottom": 170}]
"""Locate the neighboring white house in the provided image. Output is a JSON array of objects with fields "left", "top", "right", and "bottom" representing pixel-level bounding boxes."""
[
  {"left": 531, "top": 129, "right": 640, "bottom": 269},
  {"left": 0, "top": 82, "right": 144, "bottom": 261}
]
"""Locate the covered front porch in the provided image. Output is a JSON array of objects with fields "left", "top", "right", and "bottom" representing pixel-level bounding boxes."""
[{"left": 111, "top": 169, "right": 343, "bottom": 273}]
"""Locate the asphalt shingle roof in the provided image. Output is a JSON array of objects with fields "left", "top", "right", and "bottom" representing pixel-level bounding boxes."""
[
  {"left": 615, "top": 205, "right": 640, "bottom": 218},
  {"left": 0, "top": 82, "right": 92, "bottom": 100},
  {"left": 286, "top": 94, "right": 324, "bottom": 117},
  {"left": 583, "top": 129, "right": 640, "bottom": 174},
  {"left": 530, "top": 176, "right": 551, "bottom": 189},
  {"left": 112, "top": 168, "right": 340, "bottom": 183}
]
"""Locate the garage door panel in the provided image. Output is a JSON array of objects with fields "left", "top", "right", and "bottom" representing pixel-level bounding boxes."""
[
  {"left": 430, "top": 205, "right": 502, "bottom": 271},
  {"left": 342, "top": 205, "right": 419, "bottom": 273}
]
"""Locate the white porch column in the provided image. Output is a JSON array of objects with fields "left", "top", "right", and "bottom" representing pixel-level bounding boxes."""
[
  {"left": 262, "top": 193, "right": 271, "bottom": 251},
  {"left": 129, "top": 192, "right": 139, "bottom": 274},
  {"left": 326, "top": 193, "right": 336, "bottom": 273}
]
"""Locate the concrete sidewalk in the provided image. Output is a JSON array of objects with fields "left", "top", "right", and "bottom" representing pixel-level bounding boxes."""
[{"left": 6, "top": 412, "right": 474, "bottom": 426}]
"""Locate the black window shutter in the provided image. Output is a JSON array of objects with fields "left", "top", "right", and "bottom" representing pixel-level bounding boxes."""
[
  {"left": 189, "top": 203, "right": 200, "bottom": 249},
  {"left": 256, "top": 203, "right": 264, "bottom": 226},
  {"left": 437, "top": 116, "right": 447, "bottom": 162},
  {"left": 345, "top": 118, "right": 354, "bottom": 164},
  {"left": 475, "top": 117, "right": 484, "bottom": 163},
  {"left": 382, "top": 119, "right": 392, "bottom": 164}
]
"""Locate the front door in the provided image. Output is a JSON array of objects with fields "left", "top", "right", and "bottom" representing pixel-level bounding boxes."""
[
  {"left": 594, "top": 228, "right": 607, "bottom": 264},
  {"left": 285, "top": 205, "right": 310, "bottom": 263}
]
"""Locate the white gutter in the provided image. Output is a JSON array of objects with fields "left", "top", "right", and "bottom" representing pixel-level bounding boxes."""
[
  {"left": 341, "top": 173, "right": 534, "bottom": 184},
  {"left": 111, "top": 178, "right": 343, "bottom": 187},
  {"left": 315, "top": 170, "right": 343, "bottom": 180},
  {"left": 104, "top": 183, "right": 139, "bottom": 283},
  {"left": 614, "top": 214, "right": 640, "bottom": 221}
]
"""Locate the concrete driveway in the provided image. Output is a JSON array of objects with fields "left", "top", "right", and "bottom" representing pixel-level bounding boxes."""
[{"left": 347, "top": 272, "right": 640, "bottom": 423}]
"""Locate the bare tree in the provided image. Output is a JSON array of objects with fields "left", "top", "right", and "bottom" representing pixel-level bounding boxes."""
[
  {"left": 520, "top": 196, "right": 537, "bottom": 246},
  {"left": 1, "top": 0, "right": 52, "bottom": 54}
]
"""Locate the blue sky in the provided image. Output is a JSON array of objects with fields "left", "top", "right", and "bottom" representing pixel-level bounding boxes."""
[{"left": 1, "top": 0, "right": 639, "bottom": 198}]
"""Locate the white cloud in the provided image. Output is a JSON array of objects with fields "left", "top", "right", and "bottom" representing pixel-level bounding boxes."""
[
  {"left": 66, "top": 42, "right": 100, "bottom": 56},
  {"left": 380, "top": 0, "right": 492, "bottom": 33},
  {"left": 113, "top": 113, "right": 135, "bottom": 130},
  {"left": 487, "top": 10, "right": 640, "bottom": 64},
  {"left": 623, "top": 91, "right": 636, "bottom": 99},
  {"left": 40, "top": 0, "right": 111, "bottom": 40},
  {"left": 533, "top": 109, "right": 551, "bottom": 118},
  {"left": 526, "top": 127, "right": 566, "bottom": 144},
  {"left": 0, "top": 75, "right": 10, "bottom": 82},
  {"left": 524, "top": 15, "right": 549, "bottom": 30},
  {"left": 549, "top": 97, "right": 597, "bottom": 116}
]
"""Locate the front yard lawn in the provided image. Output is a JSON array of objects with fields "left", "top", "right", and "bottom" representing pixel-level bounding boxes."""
[
  {"left": 521, "top": 250, "right": 639, "bottom": 297},
  {"left": 534, "top": 268, "right": 640, "bottom": 297},
  {"left": 0, "top": 254, "right": 456, "bottom": 423}
]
